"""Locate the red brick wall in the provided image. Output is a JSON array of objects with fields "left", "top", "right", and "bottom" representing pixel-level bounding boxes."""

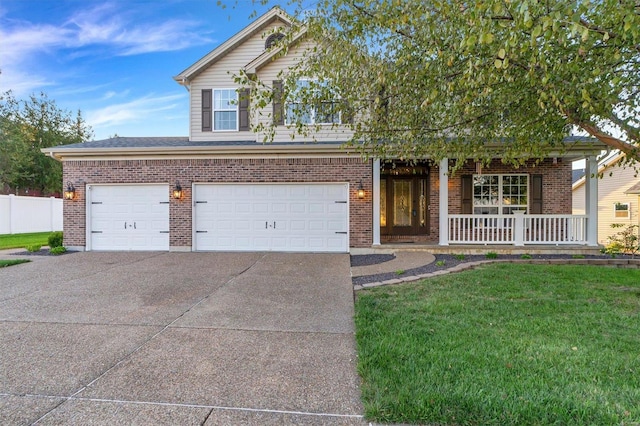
[{"left": 62, "top": 157, "right": 373, "bottom": 249}]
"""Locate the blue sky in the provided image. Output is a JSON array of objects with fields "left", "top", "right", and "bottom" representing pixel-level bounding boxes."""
[{"left": 0, "top": 0, "right": 278, "bottom": 140}]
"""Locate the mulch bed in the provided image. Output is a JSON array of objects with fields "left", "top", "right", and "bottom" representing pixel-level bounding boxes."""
[
  {"left": 10, "top": 249, "right": 72, "bottom": 256},
  {"left": 351, "top": 253, "right": 634, "bottom": 286}
]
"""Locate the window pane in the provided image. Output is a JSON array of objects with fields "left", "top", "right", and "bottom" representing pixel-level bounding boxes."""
[
  {"left": 316, "top": 101, "right": 340, "bottom": 124},
  {"left": 214, "top": 89, "right": 236, "bottom": 110},
  {"left": 393, "top": 180, "right": 412, "bottom": 226},
  {"left": 286, "top": 102, "right": 312, "bottom": 124},
  {"left": 214, "top": 111, "right": 237, "bottom": 130}
]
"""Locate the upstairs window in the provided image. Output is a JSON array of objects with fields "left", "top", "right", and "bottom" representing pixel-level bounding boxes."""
[
  {"left": 265, "top": 33, "right": 284, "bottom": 49},
  {"left": 213, "top": 89, "right": 238, "bottom": 131},
  {"left": 473, "top": 174, "right": 528, "bottom": 215},
  {"left": 285, "top": 80, "right": 341, "bottom": 125}
]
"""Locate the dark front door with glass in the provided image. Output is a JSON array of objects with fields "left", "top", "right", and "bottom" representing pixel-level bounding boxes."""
[{"left": 380, "top": 164, "right": 429, "bottom": 236}]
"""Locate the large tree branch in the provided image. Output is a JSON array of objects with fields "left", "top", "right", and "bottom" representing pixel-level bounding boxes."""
[{"left": 566, "top": 112, "right": 640, "bottom": 161}]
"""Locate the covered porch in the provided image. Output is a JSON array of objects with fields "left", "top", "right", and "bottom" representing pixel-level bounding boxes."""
[{"left": 370, "top": 146, "right": 605, "bottom": 249}]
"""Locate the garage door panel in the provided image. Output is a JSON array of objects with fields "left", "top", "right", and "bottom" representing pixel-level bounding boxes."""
[
  {"left": 89, "top": 185, "right": 169, "bottom": 251},
  {"left": 194, "top": 183, "right": 348, "bottom": 252}
]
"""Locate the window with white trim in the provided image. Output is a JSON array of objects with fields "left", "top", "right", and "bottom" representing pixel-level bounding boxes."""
[
  {"left": 285, "top": 80, "right": 341, "bottom": 125},
  {"left": 213, "top": 89, "right": 238, "bottom": 131},
  {"left": 473, "top": 174, "right": 528, "bottom": 214},
  {"left": 614, "top": 202, "right": 630, "bottom": 219}
]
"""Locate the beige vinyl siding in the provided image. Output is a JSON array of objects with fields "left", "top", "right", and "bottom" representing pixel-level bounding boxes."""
[
  {"left": 255, "top": 41, "right": 354, "bottom": 143},
  {"left": 572, "top": 165, "right": 640, "bottom": 244},
  {"left": 189, "top": 22, "right": 286, "bottom": 141}
]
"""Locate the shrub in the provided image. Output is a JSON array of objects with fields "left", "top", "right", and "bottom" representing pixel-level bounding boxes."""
[
  {"left": 26, "top": 244, "right": 41, "bottom": 252},
  {"left": 485, "top": 252, "right": 498, "bottom": 259},
  {"left": 395, "top": 269, "right": 405, "bottom": 275},
  {"left": 454, "top": 254, "right": 465, "bottom": 260},
  {"left": 605, "top": 224, "right": 639, "bottom": 258},
  {"left": 48, "top": 231, "right": 63, "bottom": 248},
  {"left": 520, "top": 254, "right": 532, "bottom": 259},
  {"left": 49, "top": 246, "right": 67, "bottom": 255},
  {"left": 572, "top": 254, "right": 585, "bottom": 259},
  {"left": 435, "top": 260, "right": 446, "bottom": 267}
]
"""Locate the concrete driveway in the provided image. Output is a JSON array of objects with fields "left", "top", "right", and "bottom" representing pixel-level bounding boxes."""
[{"left": 0, "top": 252, "right": 365, "bottom": 425}]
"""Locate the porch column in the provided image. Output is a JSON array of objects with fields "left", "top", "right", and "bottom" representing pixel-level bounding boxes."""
[
  {"left": 585, "top": 156, "right": 599, "bottom": 246},
  {"left": 372, "top": 158, "right": 381, "bottom": 246},
  {"left": 439, "top": 158, "right": 449, "bottom": 245}
]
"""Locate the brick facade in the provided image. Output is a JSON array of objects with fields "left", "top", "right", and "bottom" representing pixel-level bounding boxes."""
[
  {"left": 63, "top": 156, "right": 571, "bottom": 250},
  {"left": 62, "top": 157, "right": 373, "bottom": 250}
]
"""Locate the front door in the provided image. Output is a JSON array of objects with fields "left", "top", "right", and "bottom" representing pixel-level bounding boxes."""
[{"left": 381, "top": 164, "right": 430, "bottom": 236}]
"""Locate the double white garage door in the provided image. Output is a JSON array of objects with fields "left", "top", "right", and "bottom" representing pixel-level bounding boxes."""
[{"left": 87, "top": 183, "right": 349, "bottom": 252}]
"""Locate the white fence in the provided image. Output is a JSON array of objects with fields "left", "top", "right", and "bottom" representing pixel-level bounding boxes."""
[
  {"left": 0, "top": 194, "right": 63, "bottom": 234},
  {"left": 448, "top": 213, "right": 588, "bottom": 245}
]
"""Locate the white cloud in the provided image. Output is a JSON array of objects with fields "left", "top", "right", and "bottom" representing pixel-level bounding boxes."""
[
  {"left": 0, "top": 2, "right": 214, "bottom": 95},
  {"left": 85, "top": 93, "right": 186, "bottom": 131}
]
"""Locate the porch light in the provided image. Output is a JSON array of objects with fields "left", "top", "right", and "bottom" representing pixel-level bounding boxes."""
[
  {"left": 357, "top": 181, "right": 365, "bottom": 199},
  {"left": 173, "top": 181, "right": 183, "bottom": 200},
  {"left": 64, "top": 182, "right": 75, "bottom": 200}
]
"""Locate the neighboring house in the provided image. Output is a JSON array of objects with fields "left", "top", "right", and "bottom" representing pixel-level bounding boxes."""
[
  {"left": 573, "top": 152, "right": 640, "bottom": 245},
  {"left": 43, "top": 7, "right": 606, "bottom": 253}
]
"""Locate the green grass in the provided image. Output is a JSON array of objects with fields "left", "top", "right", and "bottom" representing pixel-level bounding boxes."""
[
  {"left": 355, "top": 264, "right": 640, "bottom": 425},
  {"left": 0, "top": 259, "right": 30, "bottom": 268},
  {"left": 0, "top": 232, "right": 50, "bottom": 250}
]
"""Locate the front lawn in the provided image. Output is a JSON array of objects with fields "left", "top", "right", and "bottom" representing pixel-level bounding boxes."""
[
  {"left": 0, "top": 232, "right": 50, "bottom": 249},
  {"left": 355, "top": 264, "right": 640, "bottom": 425}
]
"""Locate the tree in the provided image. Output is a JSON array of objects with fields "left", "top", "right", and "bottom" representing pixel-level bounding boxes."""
[
  {"left": 243, "top": 1, "right": 640, "bottom": 167},
  {"left": 0, "top": 91, "right": 93, "bottom": 195}
]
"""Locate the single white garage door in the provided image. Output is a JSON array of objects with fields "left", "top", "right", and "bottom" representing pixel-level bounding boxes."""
[
  {"left": 87, "top": 184, "right": 170, "bottom": 251},
  {"left": 193, "top": 183, "right": 349, "bottom": 252}
]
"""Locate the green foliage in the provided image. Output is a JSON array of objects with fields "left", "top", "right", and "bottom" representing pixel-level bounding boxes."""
[
  {"left": 355, "top": 264, "right": 640, "bottom": 424},
  {"left": 0, "top": 259, "right": 30, "bottom": 268},
  {"left": 395, "top": 269, "right": 405, "bottom": 275},
  {"left": 49, "top": 246, "right": 67, "bottom": 255},
  {"left": 435, "top": 260, "right": 446, "bottom": 267},
  {"left": 240, "top": 1, "right": 640, "bottom": 165},
  {"left": 572, "top": 254, "right": 586, "bottom": 259},
  {"left": 486, "top": 251, "right": 498, "bottom": 259},
  {"left": 26, "top": 244, "right": 41, "bottom": 252},
  {"left": 0, "top": 91, "right": 93, "bottom": 195},
  {"left": 520, "top": 253, "right": 532, "bottom": 259},
  {"left": 453, "top": 254, "right": 465, "bottom": 260},
  {"left": 605, "top": 223, "right": 640, "bottom": 257},
  {"left": 48, "top": 231, "right": 63, "bottom": 248}
]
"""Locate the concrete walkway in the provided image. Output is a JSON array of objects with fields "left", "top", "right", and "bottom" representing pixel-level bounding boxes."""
[{"left": 0, "top": 251, "right": 365, "bottom": 425}]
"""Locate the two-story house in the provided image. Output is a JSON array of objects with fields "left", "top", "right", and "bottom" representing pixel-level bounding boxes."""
[{"left": 44, "top": 7, "right": 606, "bottom": 253}]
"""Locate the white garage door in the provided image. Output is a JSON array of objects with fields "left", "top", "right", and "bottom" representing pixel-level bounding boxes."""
[
  {"left": 193, "top": 183, "right": 349, "bottom": 252},
  {"left": 87, "top": 184, "right": 170, "bottom": 251}
]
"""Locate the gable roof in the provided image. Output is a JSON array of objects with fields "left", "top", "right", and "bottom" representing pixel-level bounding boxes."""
[
  {"left": 244, "top": 26, "right": 307, "bottom": 75},
  {"left": 572, "top": 151, "right": 640, "bottom": 191},
  {"left": 173, "top": 7, "right": 293, "bottom": 85},
  {"left": 625, "top": 181, "right": 640, "bottom": 194}
]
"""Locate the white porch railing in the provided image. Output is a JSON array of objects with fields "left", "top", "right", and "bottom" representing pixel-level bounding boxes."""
[{"left": 448, "top": 214, "right": 588, "bottom": 245}]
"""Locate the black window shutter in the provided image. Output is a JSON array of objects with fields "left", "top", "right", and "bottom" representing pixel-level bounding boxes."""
[
  {"left": 531, "top": 174, "right": 543, "bottom": 214},
  {"left": 461, "top": 174, "right": 473, "bottom": 214},
  {"left": 272, "top": 80, "right": 284, "bottom": 125},
  {"left": 238, "top": 88, "right": 250, "bottom": 131},
  {"left": 202, "top": 89, "right": 212, "bottom": 132}
]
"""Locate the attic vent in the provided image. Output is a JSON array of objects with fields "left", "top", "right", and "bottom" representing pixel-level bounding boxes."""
[{"left": 265, "top": 33, "right": 284, "bottom": 49}]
